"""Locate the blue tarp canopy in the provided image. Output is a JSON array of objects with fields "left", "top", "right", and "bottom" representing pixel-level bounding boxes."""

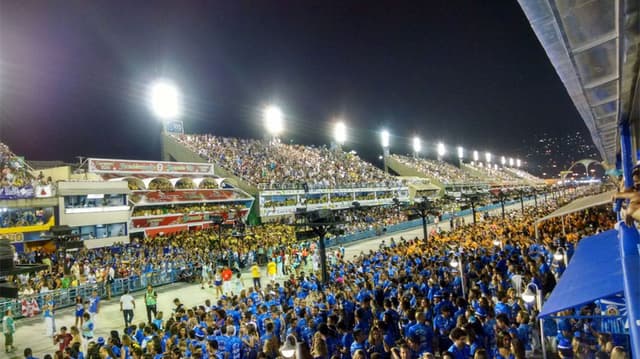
[{"left": 539, "top": 229, "right": 623, "bottom": 318}]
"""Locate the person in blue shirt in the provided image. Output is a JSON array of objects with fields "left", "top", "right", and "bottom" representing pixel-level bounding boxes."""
[
  {"left": 23, "top": 347, "right": 39, "bottom": 359},
  {"left": 447, "top": 327, "right": 471, "bottom": 359},
  {"left": 407, "top": 312, "right": 433, "bottom": 354},
  {"left": 350, "top": 329, "right": 368, "bottom": 359},
  {"left": 337, "top": 320, "right": 354, "bottom": 359},
  {"left": 433, "top": 306, "right": 455, "bottom": 354},
  {"left": 88, "top": 290, "right": 100, "bottom": 322}
]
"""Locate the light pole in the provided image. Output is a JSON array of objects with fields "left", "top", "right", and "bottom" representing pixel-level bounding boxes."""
[
  {"left": 554, "top": 247, "right": 569, "bottom": 267},
  {"left": 473, "top": 150, "right": 479, "bottom": 165},
  {"left": 413, "top": 136, "right": 421, "bottom": 158},
  {"left": 450, "top": 253, "right": 466, "bottom": 298},
  {"left": 437, "top": 142, "right": 446, "bottom": 161},
  {"left": 381, "top": 130, "right": 390, "bottom": 173},
  {"left": 457, "top": 146, "right": 464, "bottom": 166},
  {"left": 485, "top": 152, "right": 492, "bottom": 166},
  {"left": 522, "top": 282, "right": 547, "bottom": 359},
  {"left": 411, "top": 196, "right": 439, "bottom": 242},
  {"left": 333, "top": 120, "right": 347, "bottom": 149},
  {"left": 264, "top": 105, "right": 284, "bottom": 142},
  {"left": 148, "top": 79, "right": 182, "bottom": 122}
]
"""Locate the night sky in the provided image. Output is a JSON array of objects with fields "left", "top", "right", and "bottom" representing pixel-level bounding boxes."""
[{"left": 0, "top": 1, "right": 589, "bottom": 166}]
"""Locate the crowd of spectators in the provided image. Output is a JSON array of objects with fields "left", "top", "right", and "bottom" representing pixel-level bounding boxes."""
[
  {"left": 131, "top": 204, "right": 248, "bottom": 218},
  {"left": 173, "top": 134, "right": 403, "bottom": 190},
  {"left": 390, "top": 155, "right": 479, "bottom": 185},
  {"left": 0, "top": 208, "right": 52, "bottom": 228},
  {"left": 13, "top": 196, "right": 631, "bottom": 359},
  {"left": 464, "top": 164, "right": 522, "bottom": 184},
  {"left": 503, "top": 168, "right": 543, "bottom": 183},
  {"left": 0, "top": 142, "right": 49, "bottom": 199}
]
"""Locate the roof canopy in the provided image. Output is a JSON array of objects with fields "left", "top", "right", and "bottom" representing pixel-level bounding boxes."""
[{"left": 539, "top": 229, "right": 622, "bottom": 318}]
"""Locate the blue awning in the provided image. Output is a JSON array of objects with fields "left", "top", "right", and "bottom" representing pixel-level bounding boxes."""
[{"left": 539, "top": 229, "right": 623, "bottom": 318}]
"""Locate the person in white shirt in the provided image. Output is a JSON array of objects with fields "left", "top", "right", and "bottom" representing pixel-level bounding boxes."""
[{"left": 119, "top": 289, "right": 136, "bottom": 327}]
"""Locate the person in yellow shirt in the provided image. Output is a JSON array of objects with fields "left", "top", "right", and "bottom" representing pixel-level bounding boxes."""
[
  {"left": 267, "top": 259, "right": 277, "bottom": 282},
  {"left": 250, "top": 263, "right": 261, "bottom": 289}
]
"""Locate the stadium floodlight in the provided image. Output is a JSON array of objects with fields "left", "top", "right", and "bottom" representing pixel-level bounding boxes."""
[
  {"left": 473, "top": 150, "right": 479, "bottom": 162},
  {"left": 380, "top": 130, "right": 390, "bottom": 148},
  {"left": 437, "top": 142, "right": 446, "bottom": 157},
  {"left": 501, "top": 156, "right": 506, "bottom": 166},
  {"left": 334, "top": 121, "right": 347, "bottom": 145},
  {"left": 148, "top": 79, "right": 182, "bottom": 120},
  {"left": 485, "top": 152, "right": 492, "bottom": 163},
  {"left": 516, "top": 158, "right": 522, "bottom": 168},
  {"left": 413, "top": 136, "right": 421, "bottom": 154},
  {"left": 263, "top": 105, "right": 284, "bottom": 136},
  {"left": 509, "top": 158, "right": 514, "bottom": 167},
  {"left": 457, "top": 146, "right": 464, "bottom": 159}
]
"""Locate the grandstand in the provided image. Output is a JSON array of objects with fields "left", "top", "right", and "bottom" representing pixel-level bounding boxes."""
[{"left": 388, "top": 154, "right": 481, "bottom": 186}]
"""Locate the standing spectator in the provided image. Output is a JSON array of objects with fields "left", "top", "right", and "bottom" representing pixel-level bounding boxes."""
[
  {"left": 80, "top": 313, "right": 94, "bottom": 354},
  {"left": 43, "top": 294, "right": 56, "bottom": 339},
  {"left": 120, "top": 289, "right": 136, "bottom": 328},
  {"left": 144, "top": 285, "right": 158, "bottom": 323},
  {"left": 53, "top": 326, "right": 72, "bottom": 353},
  {"left": 88, "top": 290, "right": 100, "bottom": 322},
  {"left": 74, "top": 296, "right": 84, "bottom": 328},
  {"left": 222, "top": 266, "right": 233, "bottom": 295},
  {"left": 2, "top": 308, "right": 16, "bottom": 353},
  {"left": 267, "top": 259, "right": 277, "bottom": 282},
  {"left": 24, "top": 348, "right": 38, "bottom": 359},
  {"left": 251, "top": 263, "right": 262, "bottom": 289}
]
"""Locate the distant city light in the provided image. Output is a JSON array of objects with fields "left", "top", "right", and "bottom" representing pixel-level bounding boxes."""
[
  {"left": 334, "top": 121, "right": 347, "bottom": 145},
  {"left": 457, "top": 146, "right": 464, "bottom": 159},
  {"left": 473, "top": 150, "right": 479, "bottom": 162},
  {"left": 485, "top": 152, "right": 492, "bottom": 163},
  {"left": 148, "top": 79, "right": 182, "bottom": 120},
  {"left": 263, "top": 105, "right": 284, "bottom": 136},
  {"left": 380, "top": 130, "right": 390, "bottom": 148},
  {"left": 437, "top": 142, "right": 446, "bottom": 157},
  {"left": 516, "top": 158, "right": 522, "bottom": 167},
  {"left": 509, "top": 158, "right": 514, "bottom": 167},
  {"left": 413, "top": 136, "right": 421, "bottom": 153}
]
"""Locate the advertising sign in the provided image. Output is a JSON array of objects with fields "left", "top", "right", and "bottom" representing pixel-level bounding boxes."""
[{"left": 88, "top": 158, "right": 214, "bottom": 175}]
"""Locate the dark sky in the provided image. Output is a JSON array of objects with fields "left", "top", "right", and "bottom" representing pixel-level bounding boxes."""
[{"left": 0, "top": 0, "right": 589, "bottom": 165}]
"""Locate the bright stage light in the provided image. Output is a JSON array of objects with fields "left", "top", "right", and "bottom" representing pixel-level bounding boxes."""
[
  {"left": 264, "top": 105, "right": 284, "bottom": 136},
  {"left": 473, "top": 150, "right": 479, "bottom": 162},
  {"left": 516, "top": 158, "right": 522, "bottom": 168},
  {"left": 501, "top": 156, "right": 506, "bottom": 165},
  {"left": 457, "top": 146, "right": 464, "bottom": 159},
  {"left": 148, "top": 79, "right": 182, "bottom": 120},
  {"left": 509, "top": 158, "right": 514, "bottom": 167},
  {"left": 485, "top": 152, "right": 492, "bottom": 163}
]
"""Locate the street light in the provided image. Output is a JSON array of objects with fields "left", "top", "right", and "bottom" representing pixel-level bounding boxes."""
[
  {"left": 437, "top": 142, "right": 446, "bottom": 161},
  {"left": 148, "top": 79, "right": 182, "bottom": 120},
  {"left": 554, "top": 247, "right": 568, "bottom": 267},
  {"left": 522, "top": 282, "right": 547, "bottom": 359},
  {"left": 413, "top": 136, "right": 421, "bottom": 156},
  {"left": 334, "top": 121, "right": 347, "bottom": 145},
  {"left": 264, "top": 105, "right": 284, "bottom": 137}
]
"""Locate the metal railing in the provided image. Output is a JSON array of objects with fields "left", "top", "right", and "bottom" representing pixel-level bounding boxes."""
[{"left": 0, "top": 269, "right": 181, "bottom": 322}]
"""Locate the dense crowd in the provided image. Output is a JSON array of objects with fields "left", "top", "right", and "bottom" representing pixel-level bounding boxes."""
[
  {"left": 0, "top": 208, "right": 51, "bottom": 228},
  {"left": 173, "top": 134, "right": 403, "bottom": 190},
  {"left": 0, "top": 142, "right": 47, "bottom": 199},
  {"left": 503, "top": 169, "right": 543, "bottom": 184},
  {"left": 390, "top": 155, "right": 478, "bottom": 185},
  {"left": 463, "top": 164, "right": 521, "bottom": 184},
  {"left": 5, "top": 194, "right": 630, "bottom": 359}
]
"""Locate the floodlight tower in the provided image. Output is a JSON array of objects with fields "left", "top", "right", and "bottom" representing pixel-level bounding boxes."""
[
  {"left": 333, "top": 120, "right": 347, "bottom": 150},
  {"left": 437, "top": 142, "right": 446, "bottom": 161},
  {"left": 473, "top": 150, "right": 479, "bottom": 165},
  {"left": 149, "top": 79, "right": 183, "bottom": 160},
  {"left": 457, "top": 146, "right": 464, "bottom": 166},
  {"left": 381, "top": 130, "right": 390, "bottom": 173},
  {"left": 263, "top": 105, "right": 284, "bottom": 143},
  {"left": 413, "top": 136, "right": 421, "bottom": 158}
]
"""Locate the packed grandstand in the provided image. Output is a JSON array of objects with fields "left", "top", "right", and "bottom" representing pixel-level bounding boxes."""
[{"left": 0, "top": 137, "right": 631, "bottom": 359}]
